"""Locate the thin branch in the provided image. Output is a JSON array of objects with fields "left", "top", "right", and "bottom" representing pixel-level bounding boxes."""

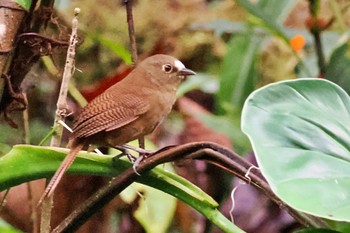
[
  {"left": 124, "top": 0, "right": 138, "bottom": 65},
  {"left": 39, "top": 8, "right": 80, "bottom": 233},
  {"left": 312, "top": 30, "right": 326, "bottom": 75},
  {"left": 124, "top": 0, "right": 145, "bottom": 151},
  {"left": 52, "top": 142, "right": 328, "bottom": 233},
  {"left": 308, "top": 0, "right": 326, "bottom": 76}
]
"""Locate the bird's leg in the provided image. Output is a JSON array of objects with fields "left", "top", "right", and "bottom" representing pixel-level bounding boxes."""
[
  {"left": 121, "top": 144, "right": 155, "bottom": 155},
  {"left": 113, "top": 144, "right": 157, "bottom": 175},
  {"left": 113, "top": 145, "right": 138, "bottom": 162}
]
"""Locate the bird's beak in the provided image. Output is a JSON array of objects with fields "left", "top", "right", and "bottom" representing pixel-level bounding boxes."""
[{"left": 177, "top": 68, "right": 196, "bottom": 77}]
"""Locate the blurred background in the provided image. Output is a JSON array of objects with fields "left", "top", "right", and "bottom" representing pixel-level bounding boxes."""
[{"left": 1, "top": 0, "right": 350, "bottom": 232}]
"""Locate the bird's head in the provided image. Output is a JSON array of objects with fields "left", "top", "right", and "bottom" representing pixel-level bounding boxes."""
[{"left": 139, "top": 54, "right": 196, "bottom": 87}]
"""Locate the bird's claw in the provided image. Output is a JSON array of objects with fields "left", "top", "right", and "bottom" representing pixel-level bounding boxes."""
[{"left": 114, "top": 145, "right": 156, "bottom": 175}]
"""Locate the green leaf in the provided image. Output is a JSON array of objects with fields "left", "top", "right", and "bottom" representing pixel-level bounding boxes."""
[
  {"left": 177, "top": 73, "right": 218, "bottom": 97},
  {"left": 234, "top": 0, "right": 290, "bottom": 42},
  {"left": 0, "top": 145, "right": 243, "bottom": 233},
  {"left": 97, "top": 35, "right": 132, "bottom": 64},
  {"left": 242, "top": 78, "right": 350, "bottom": 221},
  {"left": 121, "top": 167, "right": 177, "bottom": 233},
  {"left": 190, "top": 19, "right": 245, "bottom": 37},
  {"left": 216, "top": 32, "right": 260, "bottom": 113},
  {"left": 256, "top": 0, "right": 297, "bottom": 24},
  {"left": 197, "top": 113, "right": 251, "bottom": 154},
  {"left": 0, "top": 219, "right": 22, "bottom": 233},
  {"left": 324, "top": 43, "right": 350, "bottom": 95},
  {"left": 294, "top": 228, "right": 340, "bottom": 233},
  {"left": 14, "top": 0, "right": 31, "bottom": 11}
]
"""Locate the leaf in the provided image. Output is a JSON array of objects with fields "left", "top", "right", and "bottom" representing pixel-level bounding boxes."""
[
  {"left": 120, "top": 165, "right": 177, "bottom": 233},
  {"left": 14, "top": 0, "right": 31, "bottom": 11},
  {"left": 256, "top": 0, "right": 297, "bottom": 24},
  {"left": 216, "top": 32, "right": 260, "bottom": 113},
  {"left": 0, "top": 219, "right": 22, "bottom": 233},
  {"left": 242, "top": 78, "right": 350, "bottom": 221},
  {"left": 294, "top": 229, "right": 341, "bottom": 233},
  {"left": 234, "top": 0, "right": 291, "bottom": 42},
  {"left": 176, "top": 73, "right": 218, "bottom": 97},
  {"left": 198, "top": 114, "right": 251, "bottom": 154},
  {"left": 190, "top": 19, "right": 245, "bottom": 37},
  {"left": 0, "top": 145, "right": 243, "bottom": 233},
  {"left": 324, "top": 43, "right": 350, "bottom": 94},
  {"left": 97, "top": 35, "right": 132, "bottom": 64}
]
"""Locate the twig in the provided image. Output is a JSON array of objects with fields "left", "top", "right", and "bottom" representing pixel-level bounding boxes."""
[
  {"left": 124, "top": 0, "right": 138, "bottom": 65},
  {"left": 312, "top": 31, "right": 326, "bottom": 75},
  {"left": 39, "top": 8, "right": 80, "bottom": 233},
  {"left": 308, "top": 0, "right": 326, "bottom": 76},
  {"left": 124, "top": 0, "right": 145, "bottom": 151},
  {"left": 22, "top": 93, "right": 37, "bottom": 232},
  {"left": 52, "top": 142, "right": 328, "bottom": 233},
  {"left": 22, "top": 93, "right": 30, "bottom": 144}
]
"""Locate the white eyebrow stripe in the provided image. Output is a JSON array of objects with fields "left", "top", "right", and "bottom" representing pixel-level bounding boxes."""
[{"left": 174, "top": 60, "right": 185, "bottom": 71}]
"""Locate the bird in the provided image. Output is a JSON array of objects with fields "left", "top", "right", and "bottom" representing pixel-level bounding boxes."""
[{"left": 39, "top": 54, "right": 196, "bottom": 204}]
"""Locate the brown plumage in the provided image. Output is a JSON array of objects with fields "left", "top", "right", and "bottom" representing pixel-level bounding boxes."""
[{"left": 39, "top": 54, "right": 195, "bottom": 202}]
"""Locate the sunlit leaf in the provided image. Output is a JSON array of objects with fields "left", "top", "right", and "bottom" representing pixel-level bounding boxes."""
[
  {"left": 15, "top": 0, "right": 31, "bottom": 11},
  {"left": 0, "top": 219, "right": 22, "bottom": 233},
  {"left": 120, "top": 164, "right": 177, "bottom": 233}
]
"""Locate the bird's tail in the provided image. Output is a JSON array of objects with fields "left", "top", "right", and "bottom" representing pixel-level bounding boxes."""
[{"left": 38, "top": 139, "right": 85, "bottom": 206}]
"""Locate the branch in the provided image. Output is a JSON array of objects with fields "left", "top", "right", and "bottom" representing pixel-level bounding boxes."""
[
  {"left": 52, "top": 142, "right": 328, "bottom": 233},
  {"left": 39, "top": 8, "right": 80, "bottom": 233},
  {"left": 124, "top": 0, "right": 145, "bottom": 151},
  {"left": 124, "top": 0, "right": 138, "bottom": 65}
]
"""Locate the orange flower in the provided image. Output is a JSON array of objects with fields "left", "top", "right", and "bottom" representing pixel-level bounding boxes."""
[{"left": 290, "top": 34, "right": 306, "bottom": 52}]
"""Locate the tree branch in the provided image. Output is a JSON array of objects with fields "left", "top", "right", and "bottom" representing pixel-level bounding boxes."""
[{"left": 52, "top": 142, "right": 328, "bottom": 233}]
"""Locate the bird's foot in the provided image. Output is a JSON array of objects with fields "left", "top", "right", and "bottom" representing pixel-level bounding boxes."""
[
  {"left": 114, "top": 146, "right": 138, "bottom": 163},
  {"left": 120, "top": 144, "right": 155, "bottom": 156},
  {"left": 114, "top": 144, "right": 156, "bottom": 175},
  {"left": 114, "top": 144, "right": 176, "bottom": 175}
]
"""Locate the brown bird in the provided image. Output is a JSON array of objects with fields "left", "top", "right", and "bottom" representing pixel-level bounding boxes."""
[{"left": 39, "top": 54, "right": 195, "bottom": 203}]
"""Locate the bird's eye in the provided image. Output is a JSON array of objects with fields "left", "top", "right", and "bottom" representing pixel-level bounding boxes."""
[{"left": 162, "top": 64, "right": 173, "bottom": 73}]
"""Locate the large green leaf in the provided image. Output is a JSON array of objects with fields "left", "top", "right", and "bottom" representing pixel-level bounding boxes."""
[
  {"left": 0, "top": 145, "right": 243, "bottom": 233},
  {"left": 241, "top": 78, "right": 350, "bottom": 221}
]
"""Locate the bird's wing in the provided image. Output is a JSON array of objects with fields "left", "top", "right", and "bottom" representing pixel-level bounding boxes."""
[{"left": 72, "top": 93, "right": 150, "bottom": 138}]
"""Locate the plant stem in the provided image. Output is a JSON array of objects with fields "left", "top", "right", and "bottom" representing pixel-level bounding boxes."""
[
  {"left": 124, "top": 0, "right": 145, "bottom": 151},
  {"left": 39, "top": 8, "right": 80, "bottom": 233},
  {"left": 125, "top": 0, "right": 138, "bottom": 65}
]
